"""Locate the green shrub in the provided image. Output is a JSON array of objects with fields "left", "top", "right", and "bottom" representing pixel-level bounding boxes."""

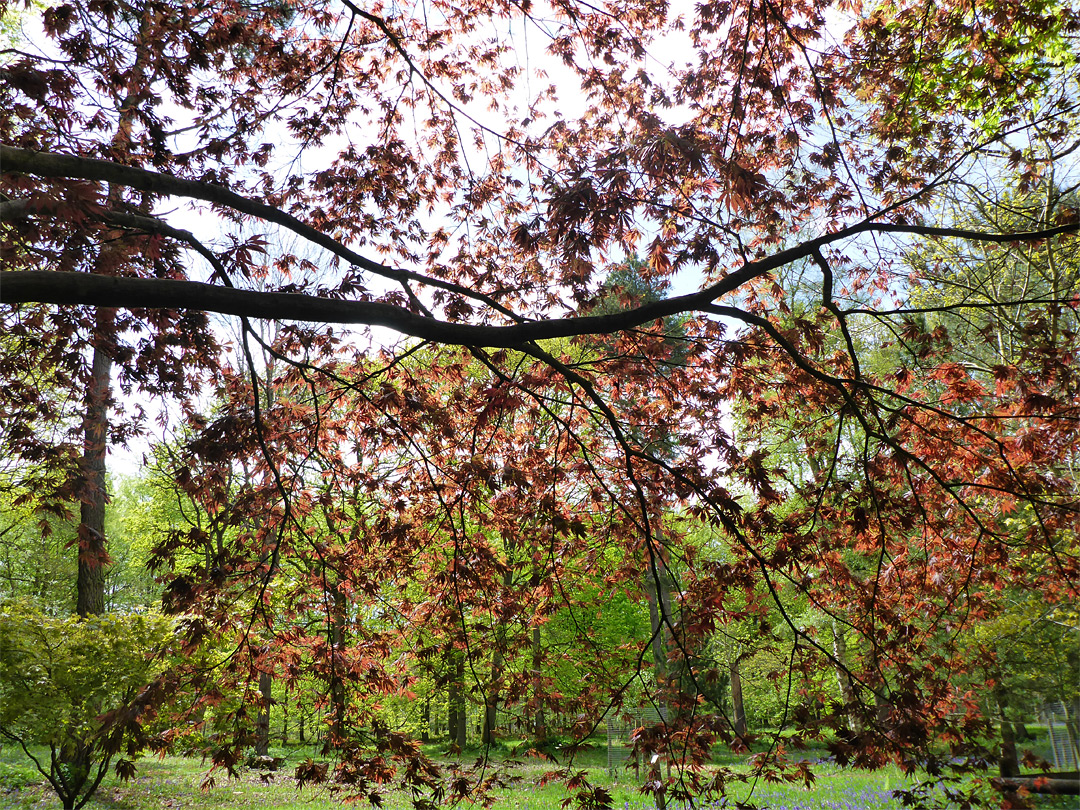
[{"left": 0, "top": 600, "right": 174, "bottom": 810}]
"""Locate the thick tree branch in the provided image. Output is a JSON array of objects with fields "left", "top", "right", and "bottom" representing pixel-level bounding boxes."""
[
  {"left": 3, "top": 145, "right": 1077, "bottom": 347},
  {"left": 0, "top": 145, "right": 523, "bottom": 322},
  {"left": 0, "top": 269, "right": 717, "bottom": 346}
]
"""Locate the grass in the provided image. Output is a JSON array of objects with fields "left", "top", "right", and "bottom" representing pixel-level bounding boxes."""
[
  {"left": 0, "top": 742, "right": 1072, "bottom": 810},
  {"left": 0, "top": 743, "right": 910, "bottom": 810},
  {"left": 1, "top": 751, "right": 317, "bottom": 810}
]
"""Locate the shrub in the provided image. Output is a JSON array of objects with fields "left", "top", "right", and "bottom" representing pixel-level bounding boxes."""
[{"left": 0, "top": 600, "right": 174, "bottom": 810}]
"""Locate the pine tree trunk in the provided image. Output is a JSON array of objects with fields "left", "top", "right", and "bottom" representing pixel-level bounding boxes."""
[
  {"left": 74, "top": 1, "right": 152, "bottom": 618},
  {"left": 483, "top": 651, "right": 501, "bottom": 745},
  {"left": 483, "top": 538, "right": 517, "bottom": 745}
]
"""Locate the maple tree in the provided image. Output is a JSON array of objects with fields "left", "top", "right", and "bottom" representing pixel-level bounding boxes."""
[{"left": 1, "top": 0, "right": 1079, "bottom": 806}]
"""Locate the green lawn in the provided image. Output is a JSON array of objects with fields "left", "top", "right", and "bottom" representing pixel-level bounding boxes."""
[{"left": 0, "top": 743, "right": 1071, "bottom": 810}]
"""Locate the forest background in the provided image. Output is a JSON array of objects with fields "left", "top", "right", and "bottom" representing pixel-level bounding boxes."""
[{"left": 0, "top": 0, "right": 1078, "bottom": 808}]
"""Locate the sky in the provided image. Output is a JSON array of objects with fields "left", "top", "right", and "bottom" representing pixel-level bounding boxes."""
[{"left": 8, "top": 0, "right": 747, "bottom": 477}]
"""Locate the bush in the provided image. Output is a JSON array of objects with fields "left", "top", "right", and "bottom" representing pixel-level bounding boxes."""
[{"left": 0, "top": 600, "right": 174, "bottom": 810}]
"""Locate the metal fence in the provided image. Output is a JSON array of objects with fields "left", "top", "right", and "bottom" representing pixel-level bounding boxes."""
[
  {"left": 1039, "top": 702, "right": 1079, "bottom": 771},
  {"left": 605, "top": 706, "right": 667, "bottom": 777}
]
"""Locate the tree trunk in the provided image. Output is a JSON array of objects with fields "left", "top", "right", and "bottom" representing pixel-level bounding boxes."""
[
  {"left": 482, "top": 651, "right": 501, "bottom": 745},
  {"left": 456, "top": 656, "right": 468, "bottom": 746},
  {"left": 646, "top": 580, "right": 664, "bottom": 679},
  {"left": 865, "top": 641, "right": 892, "bottom": 730},
  {"left": 531, "top": 596, "right": 546, "bottom": 742},
  {"left": 318, "top": 498, "right": 354, "bottom": 750},
  {"left": 448, "top": 652, "right": 467, "bottom": 746},
  {"left": 281, "top": 689, "right": 288, "bottom": 746},
  {"left": 483, "top": 567, "right": 515, "bottom": 745},
  {"left": 330, "top": 586, "right": 348, "bottom": 744},
  {"left": 998, "top": 715, "right": 1020, "bottom": 778},
  {"left": 992, "top": 682, "right": 1020, "bottom": 778},
  {"left": 448, "top": 679, "right": 459, "bottom": 745},
  {"left": 76, "top": 338, "right": 112, "bottom": 618},
  {"left": 255, "top": 669, "right": 272, "bottom": 756},
  {"left": 729, "top": 658, "right": 747, "bottom": 738},
  {"left": 874, "top": 691, "right": 891, "bottom": 728},
  {"left": 73, "top": 2, "right": 153, "bottom": 618},
  {"left": 645, "top": 520, "right": 673, "bottom": 685}
]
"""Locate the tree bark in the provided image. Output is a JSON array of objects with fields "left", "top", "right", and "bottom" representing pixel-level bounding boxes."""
[
  {"left": 455, "top": 654, "right": 467, "bottom": 746},
  {"left": 531, "top": 563, "right": 546, "bottom": 742},
  {"left": 995, "top": 775, "right": 1080, "bottom": 795},
  {"left": 483, "top": 548, "right": 516, "bottom": 746},
  {"left": 865, "top": 640, "right": 892, "bottom": 730},
  {"left": 994, "top": 687, "right": 1020, "bottom": 779},
  {"left": 646, "top": 581, "right": 665, "bottom": 680},
  {"left": 874, "top": 690, "right": 891, "bottom": 728},
  {"left": 281, "top": 689, "right": 289, "bottom": 746},
  {"left": 256, "top": 670, "right": 272, "bottom": 756},
  {"left": 330, "top": 586, "right": 348, "bottom": 744},
  {"left": 447, "top": 678, "right": 459, "bottom": 745},
  {"left": 72, "top": 8, "right": 153, "bottom": 618},
  {"left": 5, "top": 162, "right": 1063, "bottom": 346},
  {"left": 76, "top": 335, "right": 112, "bottom": 618},
  {"left": 448, "top": 651, "right": 467, "bottom": 747},
  {"left": 482, "top": 648, "right": 502, "bottom": 745},
  {"left": 729, "top": 658, "right": 747, "bottom": 738},
  {"left": 645, "top": 519, "right": 673, "bottom": 686}
]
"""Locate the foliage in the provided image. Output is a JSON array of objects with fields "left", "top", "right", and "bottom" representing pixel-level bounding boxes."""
[
  {"left": 1, "top": 0, "right": 1079, "bottom": 806},
  {"left": 0, "top": 600, "right": 175, "bottom": 810},
  {"left": 0, "top": 482, "right": 77, "bottom": 611}
]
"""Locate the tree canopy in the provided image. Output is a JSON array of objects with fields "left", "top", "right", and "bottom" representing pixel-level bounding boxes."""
[{"left": 1, "top": 0, "right": 1078, "bottom": 805}]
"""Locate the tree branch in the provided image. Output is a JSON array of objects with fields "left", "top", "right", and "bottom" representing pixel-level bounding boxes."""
[
  {"left": 0, "top": 269, "right": 714, "bottom": 346},
  {"left": 0, "top": 145, "right": 523, "bottom": 322},
  {"left": 3, "top": 145, "right": 1077, "bottom": 347}
]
